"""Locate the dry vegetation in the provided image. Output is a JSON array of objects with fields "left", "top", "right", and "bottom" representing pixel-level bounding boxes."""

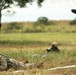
[
  {"left": 0, "top": 20, "right": 76, "bottom": 75},
  {"left": 2, "top": 20, "right": 76, "bottom": 33}
]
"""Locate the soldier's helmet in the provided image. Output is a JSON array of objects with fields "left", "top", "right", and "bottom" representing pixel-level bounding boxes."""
[{"left": 51, "top": 42, "right": 58, "bottom": 47}]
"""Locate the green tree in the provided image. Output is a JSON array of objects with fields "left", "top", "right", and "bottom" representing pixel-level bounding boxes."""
[
  {"left": 70, "top": 19, "right": 76, "bottom": 25},
  {"left": 37, "top": 16, "right": 49, "bottom": 25},
  {"left": 71, "top": 9, "right": 76, "bottom": 14},
  {"left": 0, "top": 0, "right": 44, "bottom": 32}
]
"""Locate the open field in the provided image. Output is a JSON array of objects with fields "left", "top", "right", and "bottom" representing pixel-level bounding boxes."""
[
  {"left": 0, "top": 32, "right": 76, "bottom": 75},
  {"left": 0, "top": 20, "right": 76, "bottom": 75}
]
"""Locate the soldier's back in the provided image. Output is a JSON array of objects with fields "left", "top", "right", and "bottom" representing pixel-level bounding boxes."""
[{"left": 0, "top": 54, "right": 8, "bottom": 71}]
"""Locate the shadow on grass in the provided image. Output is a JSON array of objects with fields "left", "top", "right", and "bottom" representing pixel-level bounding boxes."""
[{"left": 0, "top": 40, "right": 49, "bottom": 46}]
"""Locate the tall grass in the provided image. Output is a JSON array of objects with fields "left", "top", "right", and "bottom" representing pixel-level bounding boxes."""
[
  {"left": 2, "top": 20, "right": 76, "bottom": 33},
  {"left": 0, "top": 49, "right": 76, "bottom": 69}
]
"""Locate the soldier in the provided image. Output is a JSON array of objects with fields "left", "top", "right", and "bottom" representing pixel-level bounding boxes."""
[
  {"left": 46, "top": 42, "right": 60, "bottom": 52},
  {"left": 0, "top": 54, "right": 43, "bottom": 71},
  {"left": 0, "top": 54, "right": 26, "bottom": 71},
  {"left": 10, "top": 59, "right": 43, "bottom": 70},
  {"left": 0, "top": 54, "right": 12, "bottom": 71},
  {"left": 9, "top": 58, "right": 26, "bottom": 70},
  {"left": 25, "top": 62, "right": 43, "bottom": 69}
]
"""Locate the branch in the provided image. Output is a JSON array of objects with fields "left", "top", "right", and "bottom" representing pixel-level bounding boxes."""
[
  {"left": 48, "top": 65, "right": 76, "bottom": 71},
  {"left": 2, "top": 4, "right": 10, "bottom": 9},
  {"left": 0, "top": 0, "right": 6, "bottom": 10}
]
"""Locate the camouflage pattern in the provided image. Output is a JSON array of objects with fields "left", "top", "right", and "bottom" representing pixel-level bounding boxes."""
[
  {"left": 0, "top": 54, "right": 43, "bottom": 71},
  {"left": 0, "top": 54, "right": 13, "bottom": 71},
  {"left": 9, "top": 59, "right": 26, "bottom": 70},
  {"left": 25, "top": 61, "right": 43, "bottom": 69},
  {"left": 0, "top": 57, "right": 27, "bottom": 70},
  {"left": 10, "top": 59, "right": 43, "bottom": 70},
  {"left": 51, "top": 42, "right": 58, "bottom": 47},
  {"left": 46, "top": 42, "right": 60, "bottom": 52},
  {"left": 0, "top": 54, "right": 8, "bottom": 71}
]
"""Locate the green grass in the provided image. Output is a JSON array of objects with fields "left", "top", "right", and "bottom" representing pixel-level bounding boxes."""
[
  {"left": 0, "top": 21, "right": 76, "bottom": 74},
  {"left": 0, "top": 48, "right": 76, "bottom": 66},
  {"left": 0, "top": 32, "right": 76, "bottom": 65},
  {"left": 0, "top": 48, "right": 76, "bottom": 75},
  {"left": 0, "top": 32, "right": 76, "bottom": 46}
]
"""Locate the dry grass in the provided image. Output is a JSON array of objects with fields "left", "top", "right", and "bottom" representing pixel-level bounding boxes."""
[
  {"left": 2, "top": 20, "right": 76, "bottom": 33},
  {"left": 0, "top": 20, "right": 76, "bottom": 74},
  {"left": 0, "top": 68, "right": 76, "bottom": 75}
]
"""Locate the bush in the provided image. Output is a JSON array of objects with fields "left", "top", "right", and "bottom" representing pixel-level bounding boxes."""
[
  {"left": 24, "top": 25, "right": 44, "bottom": 33},
  {"left": 70, "top": 19, "right": 76, "bottom": 25},
  {"left": 8, "top": 22, "right": 22, "bottom": 29},
  {"left": 5, "top": 22, "right": 22, "bottom": 33},
  {"left": 37, "top": 16, "right": 49, "bottom": 25},
  {"left": 32, "top": 17, "right": 49, "bottom": 32}
]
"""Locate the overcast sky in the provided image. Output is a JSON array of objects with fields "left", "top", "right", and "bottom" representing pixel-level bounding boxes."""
[{"left": 2, "top": 0, "right": 76, "bottom": 22}]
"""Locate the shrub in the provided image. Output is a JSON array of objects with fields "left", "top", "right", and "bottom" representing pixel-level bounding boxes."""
[
  {"left": 5, "top": 22, "right": 22, "bottom": 33},
  {"left": 37, "top": 16, "right": 49, "bottom": 25},
  {"left": 70, "top": 19, "right": 76, "bottom": 25},
  {"left": 8, "top": 22, "right": 22, "bottom": 29}
]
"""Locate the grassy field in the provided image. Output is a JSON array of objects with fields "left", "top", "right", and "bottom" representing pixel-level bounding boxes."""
[
  {"left": 0, "top": 20, "right": 76, "bottom": 75},
  {"left": 0, "top": 32, "right": 76, "bottom": 75}
]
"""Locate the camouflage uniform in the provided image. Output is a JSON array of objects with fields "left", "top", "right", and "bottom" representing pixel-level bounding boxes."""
[
  {"left": 46, "top": 42, "right": 60, "bottom": 52},
  {"left": 0, "top": 54, "right": 43, "bottom": 71},
  {"left": 9, "top": 59, "right": 26, "bottom": 70},
  {"left": 0, "top": 54, "right": 12, "bottom": 71},
  {"left": 10, "top": 59, "right": 43, "bottom": 70},
  {"left": 25, "top": 62, "right": 43, "bottom": 69},
  {"left": 0, "top": 57, "right": 26, "bottom": 70}
]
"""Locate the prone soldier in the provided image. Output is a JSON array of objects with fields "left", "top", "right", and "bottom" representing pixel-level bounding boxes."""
[
  {"left": 0, "top": 54, "right": 43, "bottom": 71},
  {"left": 0, "top": 54, "right": 12, "bottom": 71},
  {"left": 46, "top": 42, "right": 60, "bottom": 53},
  {"left": 10, "top": 59, "right": 43, "bottom": 70},
  {"left": 0, "top": 54, "right": 27, "bottom": 71}
]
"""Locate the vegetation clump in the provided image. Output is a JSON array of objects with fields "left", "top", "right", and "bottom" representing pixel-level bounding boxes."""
[{"left": 70, "top": 19, "right": 76, "bottom": 25}]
